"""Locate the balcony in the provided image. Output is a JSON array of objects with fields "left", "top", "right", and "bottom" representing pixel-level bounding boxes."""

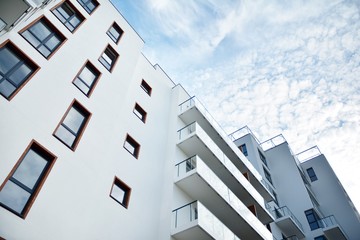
[
  {"left": 171, "top": 201, "right": 240, "bottom": 240},
  {"left": 273, "top": 206, "right": 305, "bottom": 239},
  {"left": 177, "top": 125, "right": 273, "bottom": 224},
  {"left": 178, "top": 97, "right": 273, "bottom": 201},
  {"left": 319, "top": 215, "right": 348, "bottom": 240},
  {"left": 174, "top": 155, "right": 273, "bottom": 240}
]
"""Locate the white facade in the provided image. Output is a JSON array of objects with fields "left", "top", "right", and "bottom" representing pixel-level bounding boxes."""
[{"left": 0, "top": 1, "right": 359, "bottom": 240}]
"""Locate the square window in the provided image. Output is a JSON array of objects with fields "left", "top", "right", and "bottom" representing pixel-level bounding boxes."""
[
  {"left": 306, "top": 167, "right": 318, "bottom": 182},
  {"left": 133, "top": 103, "right": 147, "bottom": 123},
  {"left": 52, "top": 1, "right": 85, "bottom": 32},
  {"left": 124, "top": 134, "right": 140, "bottom": 159},
  {"left": 99, "top": 45, "right": 119, "bottom": 72},
  {"left": 107, "top": 22, "right": 123, "bottom": 44},
  {"left": 110, "top": 177, "right": 131, "bottom": 208},
  {"left": 140, "top": 79, "right": 152, "bottom": 96},
  {"left": 53, "top": 100, "right": 91, "bottom": 150},
  {"left": 239, "top": 144, "right": 248, "bottom": 156},
  {"left": 20, "top": 17, "right": 66, "bottom": 59},
  {"left": 73, "top": 61, "right": 101, "bottom": 96},
  {"left": 0, "top": 41, "right": 39, "bottom": 100},
  {"left": 0, "top": 140, "right": 57, "bottom": 218},
  {"left": 77, "top": 0, "right": 99, "bottom": 14}
]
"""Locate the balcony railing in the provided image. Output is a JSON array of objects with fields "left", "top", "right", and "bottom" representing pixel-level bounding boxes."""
[
  {"left": 295, "top": 146, "right": 322, "bottom": 163},
  {"left": 175, "top": 155, "right": 197, "bottom": 177},
  {"left": 260, "top": 134, "right": 286, "bottom": 151},
  {"left": 273, "top": 206, "right": 303, "bottom": 232},
  {"left": 318, "top": 215, "right": 348, "bottom": 239},
  {"left": 228, "top": 125, "right": 261, "bottom": 143}
]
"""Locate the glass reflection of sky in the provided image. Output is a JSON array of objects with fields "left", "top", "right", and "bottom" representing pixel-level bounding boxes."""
[
  {"left": 79, "top": 67, "right": 96, "bottom": 86},
  {"left": 0, "top": 181, "right": 30, "bottom": 214},
  {"left": 111, "top": 185, "right": 125, "bottom": 204},
  {"left": 63, "top": 107, "right": 85, "bottom": 134}
]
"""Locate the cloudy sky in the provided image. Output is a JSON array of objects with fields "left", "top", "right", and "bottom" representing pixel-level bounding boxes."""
[{"left": 112, "top": 0, "right": 360, "bottom": 211}]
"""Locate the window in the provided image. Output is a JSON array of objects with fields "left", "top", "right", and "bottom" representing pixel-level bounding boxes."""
[
  {"left": 77, "top": 0, "right": 99, "bottom": 14},
  {"left": 140, "top": 79, "right": 152, "bottom": 96},
  {"left": 0, "top": 41, "right": 39, "bottom": 100},
  {"left": 258, "top": 149, "right": 268, "bottom": 166},
  {"left": 306, "top": 167, "right": 318, "bottom": 182},
  {"left": 124, "top": 134, "right": 140, "bottom": 159},
  {"left": 305, "top": 209, "right": 321, "bottom": 230},
  {"left": 53, "top": 100, "right": 91, "bottom": 150},
  {"left": 133, "top": 103, "right": 147, "bottom": 123},
  {"left": 263, "top": 167, "right": 273, "bottom": 184},
  {"left": 239, "top": 144, "right": 248, "bottom": 156},
  {"left": 52, "top": 1, "right": 85, "bottom": 32},
  {"left": 0, "top": 140, "right": 56, "bottom": 218},
  {"left": 73, "top": 61, "right": 101, "bottom": 96},
  {"left": 20, "top": 17, "right": 66, "bottom": 59},
  {"left": 110, "top": 177, "right": 131, "bottom": 208},
  {"left": 314, "top": 236, "right": 327, "bottom": 240},
  {"left": 99, "top": 45, "right": 119, "bottom": 72},
  {"left": 107, "top": 22, "right": 123, "bottom": 44}
]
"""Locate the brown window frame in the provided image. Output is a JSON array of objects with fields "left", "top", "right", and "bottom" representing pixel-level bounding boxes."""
[
  {"left": 76, "top": 0, "right": 99, "bottom": 15},
  {"left": 133, "top": 103, "right": 147, "bottom": 123},
  {"left": 107, "top": 22, "right": 124, "bottom": 44},
  {"left": 0, "top": 140, "right": 57, "bottom": 219},
  {"left": 53, "top": 99, "right": 91, "bottom": 151},
  {"left": 123, "top": 134, "right": 140, "bottom": 159},
  {"left": 19, "top": 16, "right": 67, "bottom": 59},
  {"left": 51, "top": 0, "right": 86, "bottom": 33},
  {"left": 0, "top": 40, "right": 40, "bottom": 100},
  {"left": 72, "top": 60, "right": 101, "bottom": 97},
  {"left": 140, "top": 79, "right": 152, "bottom": 96},
  {"left": 109, "top": 176, "right": 131, "bottom": 209},
  {"left": 98, "top": 44, "right": 119, "bottom": 72}
]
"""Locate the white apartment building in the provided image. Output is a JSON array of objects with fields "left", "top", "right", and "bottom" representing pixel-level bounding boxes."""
[{"left": 0, "top": 1, "right": 359, "bottom": 239}]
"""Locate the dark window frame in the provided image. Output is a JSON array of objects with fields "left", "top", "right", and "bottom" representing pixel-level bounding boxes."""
[
  {"left": 305, "top": 209, "right": 321, "bottom": 230},
  {"left": 239, "top": 144, "right": 248, "bottom": 156},
  {"left": 98, "top": 44, "right": 119, "bottom": 72},
  {"left": 110, "top": 176, "right": 131, "bottom": 209},
  {"left": 52, "top": 0, "right": 85, "bottom": 33},
  {"left": 19, "top": 16, "right": 67, "bottom": 59},
  {"left": 107, "top": 22, "right": 123, "bottom": 44},
  {"left": 306, "top": 167, "right": 318, "bottom": 182},
  {"left": 263, "top": 167, "right": 273, "bottom": 184},
  {"left": 133, "top": 103, "right": 147, "bottom": 123},
  {"left": 72, "top": 60, "right": 101, "bottom": 97},
  {"left": 123, "top": 134, "right": 140, "bottom": 159},
  {"left": 76, "top": 0, "right": 99, "bottom": 14},
  {"left": 0, "top": 140, "right": 57, "bottom": 219},
  {"left": 258, "top": 149, "right": 268, "bottom": 166},
  {"left": 0, "top": 40, "right": 40, "bottom": 100},
  {"left": 140, "top": 79, "right": 152, "bottom": 96},
  {"left": 53, "top": 99, "right": 91, "bottom": 151}
]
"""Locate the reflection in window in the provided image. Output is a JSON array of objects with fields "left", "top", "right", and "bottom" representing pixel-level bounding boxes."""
[
  {"left": 133, "top": 103, "right": 147, "bottom": 123},
  {"left": 77, "top": 0, "right": 99, "bottom": 14},
  {"left": 306, "top": 167, "right": 318, "bottom": 182},
  {"left": 140, "top": 79, "right": 152, "bottom": 96},
  {"left": 107, "top": 22, "right": 123, "bottom": 44},
  {"left": 99, "top": 45, "right": 118, "bottom": 72},
  {"left": 0, "top": 140, "right": 56, "bottom": 218},
  {"left": 110, "top": 177, "right": 131, "bottom": 208},
  {"left": 305, "top": 209, "right": 321, "bottom": 230},
  {"left": 73, "top": 61, "right": 100, "bottom": 96},
  {"left": 52, "top": 1, "right": 85, "bottom": 32},
  {"left": 53, "top": 100, "right": 91, "bottom": 150},
  {"left": 0, "top": 41, "right": 38, "bottom": 99},
  {"left": 21, "top": 18, "right": 66, "bottom": 58},
  {"left": 239, "top": 144, "right": 248, "bottom": 156},
  {"left": 124, "top": 134, "right": 140, "bottom": 159}
]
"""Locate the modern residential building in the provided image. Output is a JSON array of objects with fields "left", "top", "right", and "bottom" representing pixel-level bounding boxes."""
[{"left": 0, "top": 1, "right": 359, "bottom": 239}]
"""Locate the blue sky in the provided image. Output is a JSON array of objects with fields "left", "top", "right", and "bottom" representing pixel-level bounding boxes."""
[{"left": 112, "top": 0, "right": 360, "bottom": 211}]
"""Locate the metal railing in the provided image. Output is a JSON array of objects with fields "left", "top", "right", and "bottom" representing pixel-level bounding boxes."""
[
  {"left": 295, "top": 146, "right": 322, "bottom": 163},
  {"left": 228, "top": 125, "right": 261, "bottom": 143},
  {"left": 260, "top": 134, "right": 286, "bottom": 151},
  {"left": 175, "top": 156, "right": 197, "bottom": 177},
  {"left": 172, "top": 201, "right": 198, "bottom": 228},
  {"left": 273, "top": 206, "right": 304, "bottom": 231},
  {"left": 177, "top": 121, "right": 196, "bottom": 140}
]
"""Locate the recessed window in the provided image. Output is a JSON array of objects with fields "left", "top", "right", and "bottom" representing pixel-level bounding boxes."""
[
  {"left": 314, "top": 236, "right": 327, "bottom": 240},
  {"left": 77, "top": 0, "right": 99, "bottom": 14},
  {"left": 52, "top": 1, "right": 85, "bottom": 32},
  {"left": 263, "top": 167, "right": 273, "bottom": 184},
  {"left": 73, "top": 61, "right": 101, "bottom": 96},
  {"left": 133, "top": 103, "right": 147, "bottom": 123},
  {"left": 110, "top": 177, "right": 131, "bottom": 208},
  {"left": 99, "top": 45, "right": 119, "bottom": 72},
  {"left": 140, "top": 79, "right": 152, "bottom": 96},
  {"left": 53, "top": 100, "right": 91, "bottom": 150},
  {"left": 0, "top": 140, "right": 57, "bottom": 218},
  {"left": 20, "top": 17, "right": 66, "bottom": 59},
  {"left": 124, "top": 134, "right": 140, "bottom": 159},
  {"left": 305, "top": 209, "right": 321, "bottom": 230},
  {"left": 239, "top": 144, "right": 248, "bottom": 156},
  {"left": 107, "top": 22, "right": 123, "bottom": 44},
  {"left": 306, "top": 167, "right": 318, "bottom": 182},
  {"left": 0, "top": 41, "right": 39, "bottom": 100},
  {"left": 258, "top": 149, "right": 268, "bottom": 166}
]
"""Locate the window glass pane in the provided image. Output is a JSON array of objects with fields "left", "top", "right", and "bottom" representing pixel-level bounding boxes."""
[
  {"left": 69, "top": 16, "right": 80, "bottom": 27},
  {"left": 53, "top": 10, "right": 66, "bottom": 22},
  {"left": 12, "top": 149, "right": 47, "bottom": 190},
  {"left": 102, "top": 52, "right": 113, "bottom": 65},
  {"left": 0, "top": 48, "right": 19, "bottom": 73},
  {"left": 30, "top": 21, "right": 51, "bottom": 41},
  {"left": 73, "top": 78, "right": 90, "bottom": 94},
  {"left": 59, "top": 5, "right": 73, "bottom": 19},
  {"left": 63, "top": 107, "right": 85, "bottom": 134},
  {"left": 45, "top": 36, "right": 61, "bottom": 51},
  {"left": 55, "top": 125, "right": 76, "bottom": 146},
  {"left": 99, "top": 57, "right": 111, "bottom": 70},
  {"left": 87, "top": 2, "right": 95, "bottom": 11},
  {"left": 111, "top": 184, "right": 125, "bottom": 203},
  {"left": 0, "top": 80, "right": 16, "bottom": 98},
  {"left": 38, "top": 45, "right": 51, "bottom": 58},
  {"left": 124, "top": 141, "right": 135, "bottom": 154},
  {"left": 9, "top": 64, "right": 32, "bottom": 86},
  {"left": 79, "top": 67, "right": 96, "bottom": 86},
  {"left": 0, "top": 180, "right": 31, "bottom": 214},
  {"left": 109, "top": 27, "right": 120, "bottom": 40},
  {"left": 22, "top": 31, "right": 41, "bottom": 48}
]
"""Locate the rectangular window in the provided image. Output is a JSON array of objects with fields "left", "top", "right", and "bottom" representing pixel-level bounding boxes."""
[
  {"left": 258, "top": 149, "right": 268, "bottom": 166},
  {"left": 110, "top": 177, "right": 131, "bottom": 208},
  {"left": 306, "top": 167, "right": 318, "bottom": 182},
  {"left": 77, "top": 0, "right": 99, "bottom": 14},
  {"left": 107, "top": 22, "right": 123, "bottom": 44},
  {"left": 314, "top": 236, "right": 327, "bottom": 240},
  {"left": 140, "top": 79, "right": 152, "bottom": 96},
  {"left": 53, "top": 100, "right": 91, "bottom": 150},
  {"left": 239, "top": 144, "right": 248, "bottom": 156},
  {"left": 124, "top": 134, "right": 140, "bottom": 159},
  {"left": 20, "top": 17, "right": 66, "bottom": 59},
  {"left": 305, "top": 209, "right": 321, "bottom": 230},
  {"left": 72, "top": 61, "right": 101, "bottom": 96},
  {"left": 52, "top": 1, "right": 85, "bottom": 32},
  {"left": 263, "top": 167, "right": 273, "bottom": 184},
  {"left": 133, "top": 103, "right": 147, "bottom": 123},
  {"left": 0, "top": 41, "right": 39, "bottom": 100},
  {"left": 0, "top": 140, "right": 57, "bottom": 218},
  {"left": 99, "top": 45, "right": 119, "bottom": 72}
]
